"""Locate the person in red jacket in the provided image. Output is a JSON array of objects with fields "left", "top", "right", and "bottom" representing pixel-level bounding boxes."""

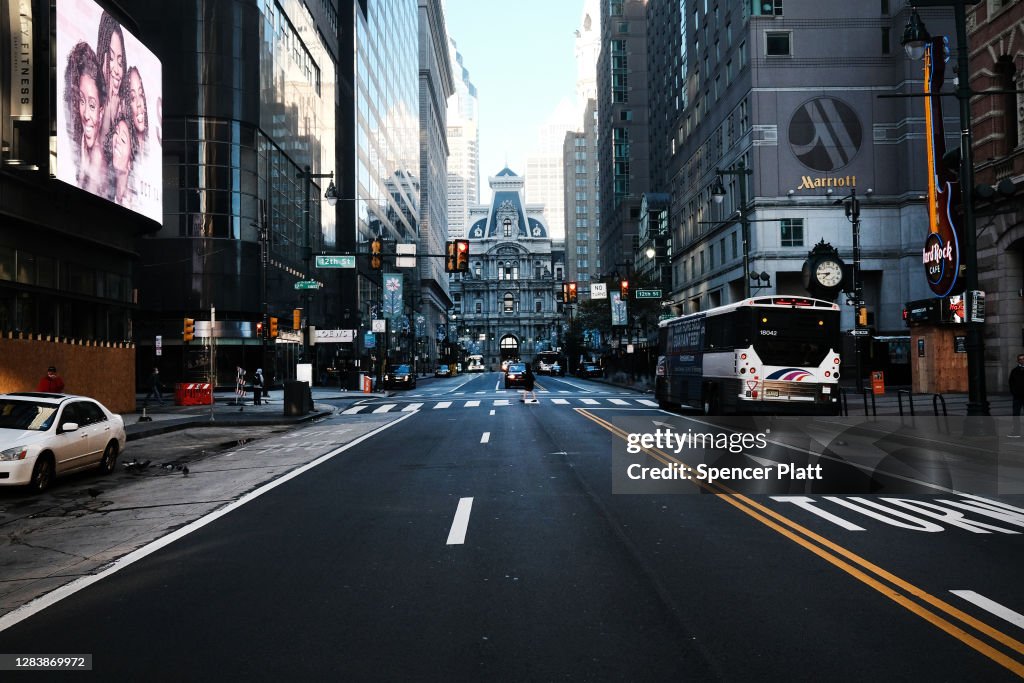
[{"left": 37, "top": 366, "right": 65, "bottom": 393}]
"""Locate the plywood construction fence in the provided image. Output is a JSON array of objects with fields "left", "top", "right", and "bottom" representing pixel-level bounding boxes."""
[
  {"left": 0, "top": 334, "right": 136, "bottom": 413},
  {"left": 910, "top": 327, "right": 968, "bottom": 394}
]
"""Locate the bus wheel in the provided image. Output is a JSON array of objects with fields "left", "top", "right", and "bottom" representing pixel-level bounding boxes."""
[{"left": 702, "top": 387, "right": 719, "bottom": 416}]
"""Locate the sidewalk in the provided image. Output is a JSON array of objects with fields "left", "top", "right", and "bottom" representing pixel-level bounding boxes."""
[{"left": 123, "top": 386, "right": 391, "bottom": 440}]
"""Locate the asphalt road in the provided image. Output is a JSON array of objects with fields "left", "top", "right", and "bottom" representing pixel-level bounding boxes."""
[{"left": 1, "top": 372, "right": 1023, "bottom": 681}]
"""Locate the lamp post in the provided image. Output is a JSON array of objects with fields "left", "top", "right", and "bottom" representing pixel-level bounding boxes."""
[
  {"left": 835, "top": 188, "right": 866, "bottom": 392},
  {"left": 902, "top": 3, "right": 989, "bottom": 416},
  {"left": 712, "top": 162, "right": 754, "bottom": 298},
  {"left": 296, "top": 165, "right": 337, "bottom": 383}
]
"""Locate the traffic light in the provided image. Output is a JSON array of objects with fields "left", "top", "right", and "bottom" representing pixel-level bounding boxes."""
[
  {"left": 293, "top": 308, "right": 301, "bottom": 330},
  {"left": 568, "top": 281, "right": 578, "bottom": 303},
  {"left": 857, "top": 306, "right": 868, "bottom": 327},
  {"left": 269, "top": 317, "right": 279, "bottom": 338},
  {"left": 256, "top": 321, "right": 263, "bottom": 338},
  {"left": 182, "top": 317, "right": 195, "bottom": 342},
  {"left": 455, "top": 239, "right": 470, "bottom": 272},
  {"left": 445, "top": 240, "right": 457, "bottom": 273},
  {"left": 370, "top": 238, "right": 383, "bottom": 270},
  {"left": 620, "top": 279, "right": 630, "bottom": 299},
  {"left": 559, "top": 283, "right": 567, "bottom": 302}
]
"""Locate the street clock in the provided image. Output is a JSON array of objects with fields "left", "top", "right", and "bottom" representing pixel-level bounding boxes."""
[{"left": 802, "top": 240, "right": 846, "bottom": 301}]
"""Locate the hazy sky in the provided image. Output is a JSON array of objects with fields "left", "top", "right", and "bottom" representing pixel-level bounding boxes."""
[{"left": 443, "top": 0, "right": 583, "bottom": 193}]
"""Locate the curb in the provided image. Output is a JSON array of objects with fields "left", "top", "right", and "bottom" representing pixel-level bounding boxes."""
[{"left": 126, "top": 409, "right": 333, "bottom": 441}]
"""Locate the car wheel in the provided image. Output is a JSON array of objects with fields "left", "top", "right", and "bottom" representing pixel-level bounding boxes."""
[
  {"left": 29, "top": 454, "right": 54, "bottom": 493},
  {"left": 100, "top": 441, "right": 119, "bottom": 474}
]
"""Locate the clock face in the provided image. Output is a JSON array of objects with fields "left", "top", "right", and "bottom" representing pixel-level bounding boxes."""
[{"left": 815, "top": 260, "right": 843, "bottom": 288}]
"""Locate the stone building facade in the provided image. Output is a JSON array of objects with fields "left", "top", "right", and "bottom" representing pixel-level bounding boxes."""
[{"left": 451, "top": 169, "right": 565, "bottom": 368}]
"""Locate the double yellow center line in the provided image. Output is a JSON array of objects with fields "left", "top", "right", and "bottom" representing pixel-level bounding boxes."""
[{"left": 577, "top": 408, "right": 1024, "bottom": 677}]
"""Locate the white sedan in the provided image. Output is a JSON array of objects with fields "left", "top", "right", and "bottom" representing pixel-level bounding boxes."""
[{"left": 0, "top": 392, "right": 127, "bottom": 493}]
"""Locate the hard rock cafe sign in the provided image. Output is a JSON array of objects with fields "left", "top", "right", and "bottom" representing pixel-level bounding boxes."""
[{"left": 921, "top": 37, "right": 964, "bottom": 297}]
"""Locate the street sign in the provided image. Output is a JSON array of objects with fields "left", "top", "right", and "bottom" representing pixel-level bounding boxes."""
[
  {"left": 635, "top": 289, "right": 662, "bottom": 299},
  {"left": 590, "top": 283, "right": 607, "bottom": 300},
  {"left": 372, "top": 319, "right": 387, "bottom": 333},
  {"left": 315, "top": 255, "right": 355, "bottom": 268},
  {"left": 155, "top": 335, "right": 162, "bottom": 357},
  {"left": 294, "top": 280, "right": 321, "bottom": 290},
  {"left": 314, "top": 329, "right": 356, "bottom": 343},
  {"left": 849, "top": 329, "right": 870, "bottom": 335}
]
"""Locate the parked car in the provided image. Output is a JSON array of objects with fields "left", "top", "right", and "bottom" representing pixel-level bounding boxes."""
[
  {"left": 579, "top": 363, "right": 603, "bottom": 378},
  {"left": 383, "top": 364, "right": 417, "bottom": 389},
  {"left": 0, "top": 392, "right": 127, "bottom": 493},
  {"left": 434, "top": 364, "right": 451, "bottom": 378},
  {"left": 504, "top": 363, "right": 528, "bottom": 389}
]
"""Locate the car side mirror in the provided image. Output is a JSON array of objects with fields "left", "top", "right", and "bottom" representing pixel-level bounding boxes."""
[{"left": 60, "top": 422, "right": 80, "bottom": 433}]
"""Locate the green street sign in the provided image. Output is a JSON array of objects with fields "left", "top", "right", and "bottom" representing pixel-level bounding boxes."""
[
  {"left": 635, "top": 289, "right": 662, "bottom": 299},
  {"left": 315, "top": 255, "right": 355, "bottom": 268},
  {"left": 294, "top": 280, "right": 321, "bottom": 290}
]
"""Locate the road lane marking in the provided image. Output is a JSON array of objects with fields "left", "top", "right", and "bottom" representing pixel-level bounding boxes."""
[
  {"left": 402, "top": 403, "right": 423, "bottom": 412},
  {"left": 0, "top": 411, "right": 418, "bottom": 633},
  {"left": 495, "top": 380, "right": 500, "bottom": 390},
  {"left": 580, "top": 398, "right": 600, "bottom": 405},
  {"left": 951, "top": 591, "right": 1024, "bottom": 630},
  {"left": 446, "top": 497, "right": 474, "bottom": 545},
  {"left": 372, "top": 404, "right": 397, "bottom": 413},
  {"left": 551, "top": 399, "right": 570, "bottom": 405},
  {"left": 342, "top": 406, "right": 368, "bottom": 414},
  {"left": 433, "top": 401, "right": 452, "bottom": 409},
  {"left": 637, "top": 399, "right": 659, "bottom": 407},
  {"left": 494, "top": 399, "right": 510, "bottom": 406},
  {"left": 480, "top": 432, "right": 490, "bottom": 444},
  {"left": 489, "top": 410, "right": 495, "bottom": 416},
  {"left": 575, "top": 408, "right": 1024, "bottom": 677},
  {"left": 608, "top": 398, "right": 630, "bottom": 406},
  {"left": 465, "top": 400, "right": 481, "bottom": 407}
]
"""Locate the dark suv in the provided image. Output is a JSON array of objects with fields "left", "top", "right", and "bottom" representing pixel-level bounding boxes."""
[{"left": 383, "top": 364, "right": 416, "bottom": 390}]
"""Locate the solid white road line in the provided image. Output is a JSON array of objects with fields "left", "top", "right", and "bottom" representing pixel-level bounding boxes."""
[
  {"left": 481, "top": 432, "right": 490, "bottom": 444},
  {"left": 494, "top": 399, "right": 510, "bottom": 406},
  {"left": 433, "top": 401, "right": 453, "bottom": 409},
  {"left": 342, "top": 406, "right": 369, "bottom": 414},
  {"left": 638, "top": 399, "right": 659, "bottom": 407},
  {"left": 608, "top": 398, "right": 630, "bottom": 406},
  {"left": 580, "top": 398, "right": 600, "bottom": 405},
  {"left": 950, "top": 590, "right": 1024, "bottom": 629},
  {"left": 0, "top": 412, "right": 419, "bottom": 633},
  {"left": 465, "top": 400, "right": 481, "bottom": 407},
  {"left": 494, "top": 380, "right": 501, "bottom": 391},
  {"left": 402, "top": 403, "right": 423, "bottom": 412},
  {"left": 372, "top": 404, "right": 397, "bottom": 413},
  {"left": 446, "top": 497, "right": 474, "bottom": 545},
  {"left": 551, "top": 398, "right": 570, "bottom": 405}
]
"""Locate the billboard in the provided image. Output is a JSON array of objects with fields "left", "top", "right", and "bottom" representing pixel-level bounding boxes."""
[{"left": 56, "top": 0, "right": 162, "bottom": 222}]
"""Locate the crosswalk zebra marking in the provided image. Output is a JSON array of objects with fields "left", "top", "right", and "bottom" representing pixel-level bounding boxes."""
[
  {"left": 494, "top": 399, "right": 510, "bottom": 406},
  {"left": 402, "top": 403, "right": 423, "bottom": 412},
  {"left": 638, "top": 399, "right": 659, "bottom": 407},
  {"left": 372, "top": 404, "right": 397, "bottom": 413},
  {"left": 434, "top": 401, "right": 453, "bottom": 409},
  {"left": 342, "top": 405, "right": 369, "bottom": 414},
  {"left": 465, "top": 400, "right": 481, "bottom": 407},
  {"left": 608, "top": 398, "right": 630, "bottom": 406},
  {"left": 580, "top": 398, "right": 600, "bottom": 405},
  {"left": 551, "top": 399, "right": 570, "bottom": 405}
]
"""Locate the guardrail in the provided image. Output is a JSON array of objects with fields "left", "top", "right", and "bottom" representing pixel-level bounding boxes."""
[
  {"left": 897, "top": 389, "right": 914, "bottom": 417},
  {"left": 932, "top": 393, "right": 948, "bottom": 417}
]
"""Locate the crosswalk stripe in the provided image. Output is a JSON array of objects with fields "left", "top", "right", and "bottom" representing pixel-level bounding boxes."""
[
  {"left": 372, "top": 404, "right": 397, "bottom": 413},
  {"left": 493, "top": 399, "right": 510, "bottom": 406},
  {"left": 342, "top": 405, "right": 368, "bottom": 414},
  {"left": 580, "top": 398, "right": 600, "bottom": 405},
  {"left": 465, "top": 400, "right": 481, "bottom": 407},
  {"left": 559, "top": 391, "right": 571, "bottom": 394},
  {"left": 434, "top": 401, "right": 453, "bottom": 409},
  {"left": 638, "top": 399, "right": 659, "bottom": 407},
  {"left": 402, "top": 403, "right": 423, "bottom": 412},
  {"left": 551, "top": 398, "right": 570, "bottom": 405},
  {"left": 608, "top": 398, "right": 630, "bottom": 406}
]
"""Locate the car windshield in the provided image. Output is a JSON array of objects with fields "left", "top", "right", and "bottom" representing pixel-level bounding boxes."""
[
  {"left": 391, "top": 365, "right": 411, "bottom": 373},
  {"left": 508, "top": 364, "right": 526, "bottom": 373},
  {"left": 0, "top": 399, "right": 58, "bottom": 431}
]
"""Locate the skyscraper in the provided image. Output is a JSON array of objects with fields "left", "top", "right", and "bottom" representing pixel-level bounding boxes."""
[{"left": 446, "top": 37, "right": 479, "bottom": 240}]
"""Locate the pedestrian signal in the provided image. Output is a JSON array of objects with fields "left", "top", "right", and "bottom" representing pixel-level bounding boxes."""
[
  {"left": 857, "top": 306, "right": 868, "bottom": 327},
  {"left": 568, "top": 281, "right": 578, "bottom": 303},
  {"left": 455, "top": 239, "right": 470, "bottom": 272},
  {"left": 445, "top": 240, "right": 457, "bottom": 273},
  {"left": 183, "top": 317, "right": 195, "bottom": 342},
  {"left": 256, "top": 321, "right": 263, "bottom": 338},
  {"left": 269, "top": 317, "right": 279, "bottom": 338},
  {"left": 370, "top": 238, "right": 383, "bottom": 270}
]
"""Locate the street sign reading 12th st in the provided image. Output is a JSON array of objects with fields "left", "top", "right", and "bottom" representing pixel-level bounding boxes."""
[
  {"left": 635, "top": 289, "right": 662, "bottom": 299},
  {"left": 315, "top": 255, "right": 355, "bottom": 268}
]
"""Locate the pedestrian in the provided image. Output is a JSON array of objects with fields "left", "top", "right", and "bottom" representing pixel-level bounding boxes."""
[
  {"left": 253, "top": 368, "right": 264, "bottom": 405},
  {"left": 521, "top": 364, "right": 537, "bottom": 403},
  {"left": 145, "top": 367, "right": 164, "bottom": 405},
  {"left": 1009, "top": 354, "right": 1024, "bottom": 437},
  {"left": 37, "top": 366, "right": 65, "bottom": 393}
]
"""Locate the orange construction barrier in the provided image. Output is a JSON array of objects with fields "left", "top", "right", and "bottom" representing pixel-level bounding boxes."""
[
  {"left": 175, "top": 383, "right": 213, "bottom": 405},
  {"left": 362, "top": 375, "right": 372, "bottom": 393}
]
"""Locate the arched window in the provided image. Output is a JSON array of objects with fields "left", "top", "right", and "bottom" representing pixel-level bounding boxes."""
[
  {"left": 503, "top": 292, "right": 516, "bottom": 313},
  {"left": 498, "top": 263, "right": 505, "bottom": 280},
  {"left": 503, "top": 217, "right": 512, "bottom": 237},
  {"left": 511, "top": 261, "right": 520, "bottom": 280}
]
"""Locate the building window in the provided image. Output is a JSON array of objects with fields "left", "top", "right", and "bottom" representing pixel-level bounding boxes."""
[
  {"left": 781, "top": 218, "right": 804, "bottom": 247},
  {"left": 730, "top": 231, "right": 737, "bottom": 260},
  {"left": 881, "top": 27, "right": 890, "bottom": 55},
  {"left": 766, "top": 32, "right": 791, "bottom": 57},
  {"left": 474, "top": 262, "right": 481, "bottom": 277},
  {"left": 475, "top": 300, "right": 482, "bottom": 314},
  {"left": 535, "top": 300, "right": 543, "bottom": 313},
  {"left": 503, "top": 293, "right": 516, "bottom": 313}
]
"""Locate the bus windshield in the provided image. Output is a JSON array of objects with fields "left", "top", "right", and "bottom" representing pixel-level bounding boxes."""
[{"left": 749, "top": 308, "right": 841, "bottom": 367}]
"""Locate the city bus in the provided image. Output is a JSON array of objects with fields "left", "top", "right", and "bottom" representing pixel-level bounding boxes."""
[
  {"left": 534, "top": 350, "right": 565, "bottom": 376},
  {"left": 655, "top": 296, "right": 842, "bottom": 415},
  {"left": 466, "top": 354, "right": 485, "bottom": 372}
]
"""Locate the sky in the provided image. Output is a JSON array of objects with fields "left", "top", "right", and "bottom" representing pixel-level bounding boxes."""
[{"left": 443, "top": 0, "right": 583, "bottom": 196}]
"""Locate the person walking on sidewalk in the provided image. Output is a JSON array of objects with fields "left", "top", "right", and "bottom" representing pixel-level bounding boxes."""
[
  {"left": 37, "top": 366, "right": 65, "bottom": 393},
  {"left": 253, "top": 368, "right": 265, "bottom": 405},
  {"left": 145, "top": 367, "right": 164, "bottom": 405},
  {"left": 1009, "top": 354, "right": 1024, "bottom": 437}
]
